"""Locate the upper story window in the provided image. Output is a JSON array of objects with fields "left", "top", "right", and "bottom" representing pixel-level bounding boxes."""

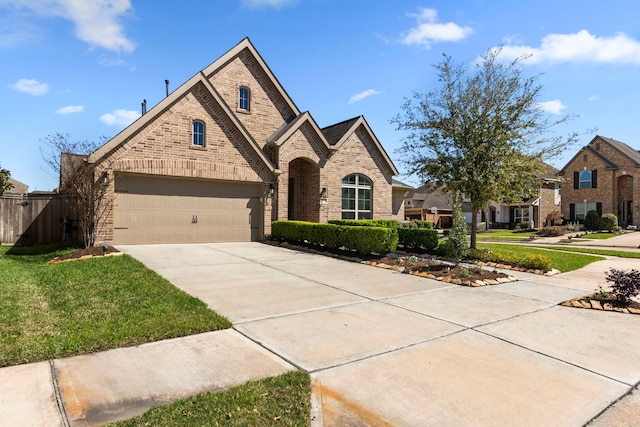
[
  {"left": 342, "top": 174, "right": 372, "bottom": 219},
  {"left": 239, "top": 87, "right": 250, "bottom": 111},
  {"left": 574, "top": 169, "right": 597, "bottom": 189},
  {"left": 579, "top": 170, "right": 592, "bottom": 188},
  {"left": 192, "top": 120, "right": 204, "bottom": 147}
]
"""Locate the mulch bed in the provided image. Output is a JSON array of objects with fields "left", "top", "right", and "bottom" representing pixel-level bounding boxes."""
[{"left": 48, "top": 246, "right": 121, "bottom": 264}]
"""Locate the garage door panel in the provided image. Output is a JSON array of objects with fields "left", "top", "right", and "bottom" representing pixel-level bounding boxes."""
[{"left": 114, "top": 175, "right": 262, "bottom": 244}]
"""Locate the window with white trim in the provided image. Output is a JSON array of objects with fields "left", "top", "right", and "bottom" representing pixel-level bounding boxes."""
[
  {"left": 192, "top": 120, "right": 204, "bottom": 146},
  {"left": 579, "top": 170, "right": 592, "bottom": 188},
  {"left": 341, "top": 174, "right": 372, "bottom": 219},
  {"left": 239, "top": 87, "right": 250, "bottom": 111}
]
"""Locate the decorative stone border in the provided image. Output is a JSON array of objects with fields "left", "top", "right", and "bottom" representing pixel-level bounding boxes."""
[
  {"left": 361, "top": 260, "right": 519, "bottom": 287},
  {"left": 473, "top": 261, "right": 561, "bottom": 276},
  {"left": 560, "top": 298, "right": 640, "bottom": 315}
]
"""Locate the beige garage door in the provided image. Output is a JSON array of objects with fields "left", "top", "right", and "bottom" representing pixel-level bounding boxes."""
[{"left": 114, "top": 174, "right": 263, "bottom": 244}]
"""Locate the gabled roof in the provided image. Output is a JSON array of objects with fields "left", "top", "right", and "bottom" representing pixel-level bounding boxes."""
[
  {"left": 88, "top": 41, "right": 279, "bottom": 174},
  {"left": 598, "top": 136, "right": 640, "bottom": 167},
  {"left": 404, "top": 183, "right": 453, "bottom": 210},
  {"left": 6, "top": 178, "right": 28, "bottom": 194},
  {"left": 266, "top": 111, "right": 334, "bottom": 153},
  {"left": 392, "top": 179, "right": 414, "bottom": 190},
  {"left": 559, "top": 135, "right": 640, "bottom": 174},
  {"left": 322, "top": 116, "right": 399, "bottom": 175}
]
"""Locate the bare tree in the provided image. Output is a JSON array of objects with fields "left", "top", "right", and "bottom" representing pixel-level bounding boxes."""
[{"left": 41, "top": 133, "right": 109, "bottom": 247}]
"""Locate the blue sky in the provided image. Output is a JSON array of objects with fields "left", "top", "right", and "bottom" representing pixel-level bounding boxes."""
[{"left": 2, "top": 0, "right": 640, "bottom": 191}]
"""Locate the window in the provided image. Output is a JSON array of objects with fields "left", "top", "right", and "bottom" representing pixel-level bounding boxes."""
[
  {"left": 627, "top": 176, "right": 634, "bottom": 188},
  {"left": 579, "top": 170, "right": 591, "bottom": 188},
  {"left": 192, "top": 120, "right": 204, "bottom": 146},
  {"left": 239, "top": 87, "right": 250, "bottom": 111},
  {"left": 574, "top": 203, "right": 597, "bottom": 220},
  {"left": 513, "top": 208, "right": 530, "bottom": 223},
  {"left": 341, "top": 174, "right": 372, "bottom": 219}
]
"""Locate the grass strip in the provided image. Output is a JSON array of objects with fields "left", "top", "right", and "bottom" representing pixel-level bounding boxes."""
[
  {"left": 109, "top": 370, "right": 311, "bottom": 426},
  {"left": 0, "top": 245, "right": 230, "bottom": 367},
  {"left": 537, "top": 246, "right": 640, "bottom": 259},
  {"left": 477, "top": 243, "right": 605, "bottom": 272}
]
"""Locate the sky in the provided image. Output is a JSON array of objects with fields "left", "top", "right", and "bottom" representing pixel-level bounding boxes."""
[{"left": 2, "top": 0, "right": 640, "bottom": 191}]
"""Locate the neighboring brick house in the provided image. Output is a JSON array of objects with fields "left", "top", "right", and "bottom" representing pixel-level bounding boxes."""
[
  {"left": 558, "top": 135, "right": 640, "bottom": 227},
  {"left": 85, "top": 38, "right": 399, "bottom": 245},
  {"left": 403, "top": 184, "right": 453, "bottom": 228}
]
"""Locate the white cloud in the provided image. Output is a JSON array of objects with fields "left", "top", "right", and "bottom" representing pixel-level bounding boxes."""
[
  {"left": 242, "top": 0, "right": 296, "bottom": 8},
  {"left": 10, "top": 78, "right": 49, "bottom": 95},
  {"left": 588, "top": 95, "right": 600, "bottom": 101},
  {"left": 489, "top": 30, "right": 640, "bottom": 65},
  {"left": 99, "top": 109, "right": 140, "bottom": 126},
  {"left": 56, "top": 105, "right": 84, "bottom": 114},
  {"left": 349, "top": 89, "right": 381, "bottom": 105},
  {"left": 537, "top": 100, "right": 566, "bottom": 115},
  {"left": 0, "top": 0, "right": 135, "bottom": 53},
  {"left": 401, "top": 8, "right": 472, "bottom": 48}
]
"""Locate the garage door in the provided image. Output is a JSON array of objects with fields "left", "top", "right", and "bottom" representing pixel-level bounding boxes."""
[{"left": 114, "top": 174, "right": 263, "bottom": 244}]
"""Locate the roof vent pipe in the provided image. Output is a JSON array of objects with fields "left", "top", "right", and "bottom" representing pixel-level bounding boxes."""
[
  {"left": 141, "top": 99, "right": 147, "bottom": 115},
  {"left": 165, "top": 80, "right": 169, "bottom": 97}
]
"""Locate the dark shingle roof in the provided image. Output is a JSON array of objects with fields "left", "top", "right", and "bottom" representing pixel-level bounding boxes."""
[
  {"left": 599, "top": 136, "right": 640, "bottom": 166},
  {"left": 405, "top": 184, "right": 453, "bottom": 210},
  {"left": 321, "top": 116, "right": 360, "bottom": 146}
]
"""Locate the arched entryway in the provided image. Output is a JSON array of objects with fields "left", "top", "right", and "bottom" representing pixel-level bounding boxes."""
[
  {"left": 618, "top": 174, "right": 634, "bottom": 226},
  {"left": 287, "top": 158, "right": 320, "bottom": 222}
]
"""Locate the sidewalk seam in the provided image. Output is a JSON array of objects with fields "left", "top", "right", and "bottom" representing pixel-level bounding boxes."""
[{"left": 49, "top": 360, "right": 71, "bottom": 427}]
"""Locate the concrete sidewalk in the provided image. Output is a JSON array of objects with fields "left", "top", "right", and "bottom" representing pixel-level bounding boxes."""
[{"left": 2, "top": 239, "right": 640, "bottom": 426}]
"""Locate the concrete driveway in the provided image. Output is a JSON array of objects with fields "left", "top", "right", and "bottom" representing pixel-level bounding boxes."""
[{"left": 119, "top": 242, "right": 640, "bottom": 426}]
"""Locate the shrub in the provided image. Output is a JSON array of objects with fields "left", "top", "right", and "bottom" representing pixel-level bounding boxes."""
[
  {"left": 399, "top": 219, "right": 434, "bottom": 230},
  {"left": 397, "top": 228, "right": 439, "bottom": 250},
  {"left": 518, "top": 221, "right": 532, "bottom": 230},
  {"left": 519, "top": 254, "right": 552, "bottom": 271},
  {"left": 538, "top": 226, "right": 566, "bottom": 237},
  {"left": 605, "top": 268, "right": 640, "bottom": 303},
  {"left": 585, "top": 210, "right": 601, "bottom": 231},
  {"left": 566, "top": 221, "right": 582, "bottom": 232},
  {"left": 445, "top": 196, "right": 469, "bottom": 259},
  {"left": 600, "top": 213, "right": 618, "bottom": 232},
  {"left": 545, "top": 210, "right": 564, "bottom": 226},
  {"left": 272, "top": 220, "right": 397, "bottom": 255},
  {"left": 327, "top": 219, "right": 399, "bottom": 228},
  {"left": 467, "top": 248, "right": 551, "bottom": 271}
]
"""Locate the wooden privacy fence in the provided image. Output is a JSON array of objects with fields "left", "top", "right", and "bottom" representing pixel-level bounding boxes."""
[{"left": 0, "top": 193, "right": 77, "bottom": 246}]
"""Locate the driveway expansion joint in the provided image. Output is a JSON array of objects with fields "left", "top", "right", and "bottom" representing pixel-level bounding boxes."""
[{"left": 49, "top": 360, "right": 71, "bottom": 427}]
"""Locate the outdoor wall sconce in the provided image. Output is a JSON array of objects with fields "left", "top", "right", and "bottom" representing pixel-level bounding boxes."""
[
  {"left": 101, "top": 171, "right": 109, "bottom": 184},
  {"left": 268, "top": 182, "right": 275, "bottom": 197},
  {"left": 17, "top": 201, "right": 29, "bottom": 207},
  {"left": 320, "top": 187, "right": 328, "bottom": 201}
]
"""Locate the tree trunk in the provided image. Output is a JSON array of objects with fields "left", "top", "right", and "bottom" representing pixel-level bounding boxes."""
[{"left": 470, "top": 205, "right": 478, "bottom": 249}]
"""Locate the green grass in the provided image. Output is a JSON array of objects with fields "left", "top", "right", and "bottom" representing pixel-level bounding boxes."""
[
  {"left": 0, "top": 244, "right": 231, "bottom": 367},
  {"left": 580, "top": 232, "right": 619, "bottom": 240},
  {"left": 538, "top": 246, "right": 640, "bottom": 259},
  {"left": 477, "top": 243, "right": 605, "bottom": 272},
  {"left": 109, "top": 370, "right": 311, "bottom": 426},
  {"left": 476, "top": 229, "right": 538, "bottom": 241}
]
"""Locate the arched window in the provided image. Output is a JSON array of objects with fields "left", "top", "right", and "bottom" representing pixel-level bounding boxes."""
[
  {"left": 341, "top": 174, "right": 372, "bottom": 219},
  {"left": 192, "top": 120, "right": 205, "bottom": 146},
  {"left": 239, "top": 87, "right": 250, "bottom": 111},
  {"left": 579, "top": 170, "right": 592, "bottom": 188}
]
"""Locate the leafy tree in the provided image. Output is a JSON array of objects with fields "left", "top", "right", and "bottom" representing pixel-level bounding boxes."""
[
  {"left": 41, "top": 133, "right": 109, "bottom": 248},
  {"left": 393, "top": 49, "right": 584, "bottom": 249},
  {"left": 0, "top": 164, "right": 12, "bottom": 195}
]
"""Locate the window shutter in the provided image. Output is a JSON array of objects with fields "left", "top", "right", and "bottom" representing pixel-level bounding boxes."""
[
  {"left": 569, "top": 204, "right": 575, "bottom": 220},
  {"left": 573, "top": 172, "right": 579, "bottom": 189},
  {"left": 592, "top": 170, "right": 597, "bottom": 189},
  {"left": 596, "top": 202, "right": 602, "bottom": 216}
]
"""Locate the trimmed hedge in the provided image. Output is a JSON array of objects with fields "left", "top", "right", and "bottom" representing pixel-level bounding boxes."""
[
  {"left": 327, "top": 219, "right": 399, "bottom": 228},
  {"left": 397, "top": 228, "right": 439, "bottom": 251},
  {"left": 272, "top": 220, "right": 398, "bottom": 255}
]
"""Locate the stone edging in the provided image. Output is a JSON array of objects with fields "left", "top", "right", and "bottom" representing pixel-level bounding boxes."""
[
  {"left": 472, "top": 261, "right": 561, "bottom": 276},
  {"left": 560, "top": 298, "right": 640, "bottom": 315},
  {"left": 360, "top": 260, "right": 519, "bottom": 287}
]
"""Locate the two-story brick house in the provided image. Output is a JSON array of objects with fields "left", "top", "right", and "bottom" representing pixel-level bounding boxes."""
[
  {"left": 86, "top": 38, "right": 400, "bottom": 245},
  {"left": 558, "top": 135, "right": 639, "bottom": 227}
]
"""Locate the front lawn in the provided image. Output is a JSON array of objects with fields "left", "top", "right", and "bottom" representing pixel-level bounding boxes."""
[
  {"left": 476, "top": 229, "right": 538, "bottom": 242},
  {"left": 0, "top": 244, "right": 231, "bottom": 367},
  {"left": 538, "top": 246, "right": 640, "bottom": 259},
  {"left": 110, "top": 370, "right": 311, "bottom": 426},
  {"left": 580, "top": 232, "right": 619, "bottom": 240},
  {"left": 476, "top": 243, "right": 605, "bottom": 272}
]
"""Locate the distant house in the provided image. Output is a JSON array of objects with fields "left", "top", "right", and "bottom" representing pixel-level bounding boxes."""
[
  {"left": 6, "top": 178, "right": 28, "bottom": 194},
  {"left": 558, "top": 135, "right": 639, "bottom": 227},
  {"left": 82, "top": 38, "right": 400, "bottom": 245},
  {"left": 464, "top": 163, "right": 561, "bottom": 229},
  {"left": 403, "top": 184, "right": 454, "bottom": 228}
]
